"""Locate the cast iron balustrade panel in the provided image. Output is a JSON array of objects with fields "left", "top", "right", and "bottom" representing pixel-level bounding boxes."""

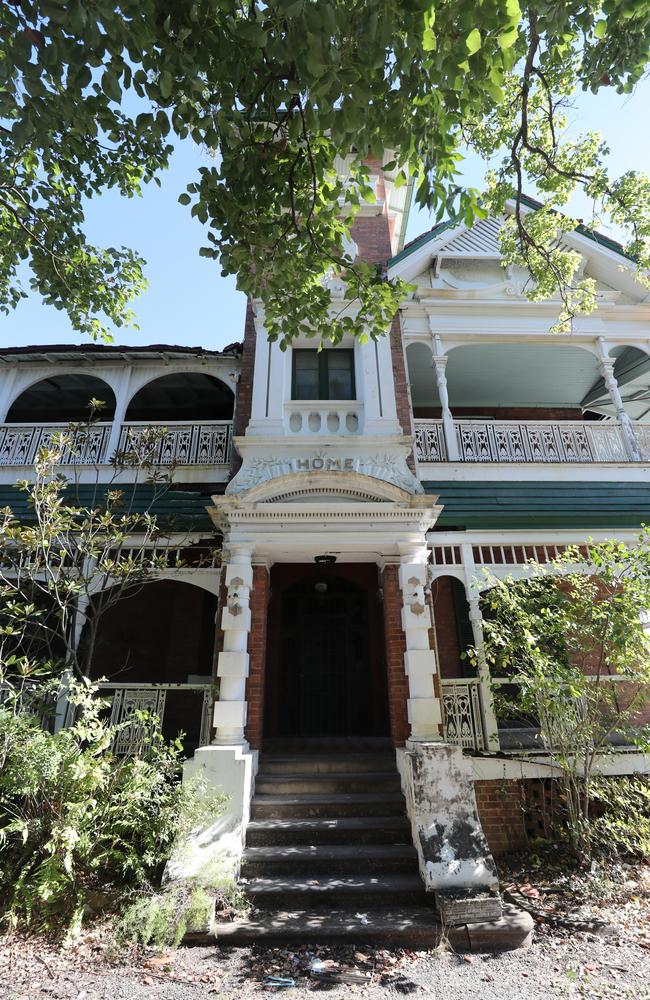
[
  {"left": 413, "top": 420, "right": 446, "bottom": 461},
  {"left": 118, "top": 420, "right": 232, "bottom": 465},
  {"left": 440, "top": 678, "right": 485, "bottom": 751},
  {"left": 414, "top": 419, "right": 629, "bottom": 463},
  {"left": 100, "top": 682, "right": 213, "bottom": 755},
  {"left": 0, "top": 423, "right": 111, "bottom": 465}
]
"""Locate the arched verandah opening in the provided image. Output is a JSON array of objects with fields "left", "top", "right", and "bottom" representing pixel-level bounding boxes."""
[
  {"left": 6, "top": 374, "right": 117, "bottom": 423},
  {"left": 125, "top": 372, "right": 234, "bottom": 422},
  {"left": 85, "top": 578, "right": 217, "bottom": 755}
]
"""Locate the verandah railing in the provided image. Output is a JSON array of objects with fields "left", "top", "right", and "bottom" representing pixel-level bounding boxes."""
[
  {"left": 0, "top": 420, "right": 233, "bottom": 466},
  {"left": 415, "top": 419, "right": 637, "bottom": 463}
]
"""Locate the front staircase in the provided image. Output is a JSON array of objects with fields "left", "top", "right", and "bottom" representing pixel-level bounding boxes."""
[{"left": 216, "top": 737, "right": 444, "bottom": 945}]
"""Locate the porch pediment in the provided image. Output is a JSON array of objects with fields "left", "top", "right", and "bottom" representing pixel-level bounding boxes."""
[{"left": 237, "top": 469, "right": 427, "bottom": 506}]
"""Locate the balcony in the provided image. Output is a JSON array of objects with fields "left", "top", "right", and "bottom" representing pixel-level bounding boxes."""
[
  {"left": 284, "top": 400, "right": 363, "bottom": 436},
  {"left": 0, "top": 420, "right": 233, "bottom": 467},
  {"left": 415, "top": 419, "right": 647, "bottom": 464}
]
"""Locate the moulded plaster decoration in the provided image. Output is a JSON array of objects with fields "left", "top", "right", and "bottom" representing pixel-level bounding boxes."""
[{"left": 228, "top": 450, "right": 423, "bottom": 495}]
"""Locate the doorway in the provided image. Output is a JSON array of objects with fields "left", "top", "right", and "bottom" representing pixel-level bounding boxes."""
[{"left": 264, "top": 564, "right": 389, "bottom": 738}]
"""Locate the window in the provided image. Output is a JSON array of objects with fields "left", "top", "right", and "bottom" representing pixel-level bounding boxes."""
[{"left": 292, "top": 349, "right": 356, "bottom": 400}]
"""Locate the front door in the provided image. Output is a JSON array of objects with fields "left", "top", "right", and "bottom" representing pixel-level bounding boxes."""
[{"left": 279, "top": 575, "right": 372, "bottom": 736}]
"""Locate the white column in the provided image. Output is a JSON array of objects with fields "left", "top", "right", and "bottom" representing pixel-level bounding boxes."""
[
  {"left": 429, "top": 331, "right": 460, "bottom": 461},
  {"left": 597, "top": 340, "right": 641, "bottom": 461},
  {"left": 0, "top": 366, "right": 18, "bottom": 423},
  {"left": 212, "top": 546, "right": 253, "bottom": 747},
  {"left": 398, "top": 548, "right": 443, "bottom": 743},
  {"left": 54, "top": 592, "right": 90, "bottom": 733},
  {"left": 105, "top": 367, "right": 133, "bottom": 461},
  {"left": 460, "top": 543, "right": 500, "bottom": 752}
]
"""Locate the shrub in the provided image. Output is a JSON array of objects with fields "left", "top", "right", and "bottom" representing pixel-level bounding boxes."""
[
  {"left": 590, "top": 775, "right": 650, "bottom": 859},
  {"left": 0, "top": 681, "right": 201, "bottom": 933},
  {"left": 119, "top": 857, "right": 249, "bottom": 950}
]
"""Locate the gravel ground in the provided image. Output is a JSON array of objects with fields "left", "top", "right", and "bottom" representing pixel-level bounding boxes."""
[
  {"left": 1, "top": 923, "right": 649, "bottom": 1000},
  {"left": 1, "top": 859, "right": 649, "bottom": 1000}
]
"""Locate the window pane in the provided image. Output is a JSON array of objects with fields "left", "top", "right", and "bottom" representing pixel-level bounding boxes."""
[
  {"left": 293, "top": 350, "right": 319, "bottom": 399},
  {"left": 327, "top": 350, "right": 354, "bottom": 400}
]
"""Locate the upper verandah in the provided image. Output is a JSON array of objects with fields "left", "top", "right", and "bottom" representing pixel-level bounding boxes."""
[{"left": 0, "top": 343, "right": 241, "bottom": 482}]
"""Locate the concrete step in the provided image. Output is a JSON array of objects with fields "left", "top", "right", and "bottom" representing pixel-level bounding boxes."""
[
  {"left": 212, "top": 904, "right": 535, "bottom": 951},
  {"left": 241, "top": 844, "right": 418, "bottom": 876},
  {"left": 251, "top": 793, "right": 406, "bottom": 820},
  {"left": 244, "top": 874, "right": 427, "bottom": 908},
  {"left": 214, "top": 907, "right": 443, "bottom": 947},
  {"left": 255, "top": 772, "right": 401, "bottom": 796},
  {"left": 260, "top": 754, "right": 396, "bottom": 775},
  {"left": 246, "top": 815, "right": 412, "bottom": 846}
]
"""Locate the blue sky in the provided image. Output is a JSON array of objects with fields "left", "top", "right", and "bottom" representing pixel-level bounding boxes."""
[{"left": 2, "top": 80, "right": 648, "bottom": 352}]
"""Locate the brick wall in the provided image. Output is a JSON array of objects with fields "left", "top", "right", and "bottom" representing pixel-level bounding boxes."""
[
  {"left": 382, "top": 564, "right": 410, "bottom": 746},
  {"left": 474, "top": 779, "right": 528, "bottom": 856},
  {"left": 244, "top": 564, "right": 270, "bottom": 749},
  {"left": 431, "top": 576, "right": 464, "bottom": 680},
  {"left": 413, "top": 405, "right": 584, "bottom": 421}
]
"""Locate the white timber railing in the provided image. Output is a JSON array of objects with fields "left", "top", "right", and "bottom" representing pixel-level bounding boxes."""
[
  {"left": 0, "top": 422, "right": 112, "bottom": 465},
  {"left": 98, "top": 682, "right": 213, "bottom": 755},
  {"left": 440, "top": 678, "right": 486, "bottom": 751},
  {"left": 284, "top": 400, "right": 363, "bottom": 436},
  {"left": 415, "top": 418, "right": 636, "bottom": 463}
]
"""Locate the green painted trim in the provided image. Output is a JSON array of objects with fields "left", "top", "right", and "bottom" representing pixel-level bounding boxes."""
[{"left": 423, "top": 480, "right": 650, "bottom": 531}]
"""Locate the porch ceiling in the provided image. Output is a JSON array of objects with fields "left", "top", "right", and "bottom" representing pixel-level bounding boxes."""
[{"left": 407, "top": 342, "right": 603, "bottom": 410}]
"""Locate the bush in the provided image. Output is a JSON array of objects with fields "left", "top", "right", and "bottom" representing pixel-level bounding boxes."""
[
  {"left": 590, "top": 775, "right": 650, "bottom": 859},
  {"left": 0, "top": 682, "right": 200, "bottom": 933},
  {"left": 119, "top": 858, "right": 249, "bottom": 950}
]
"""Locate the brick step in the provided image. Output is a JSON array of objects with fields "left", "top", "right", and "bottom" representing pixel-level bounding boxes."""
[
  {"left": 260, "top": 754, "right": 396, "bottom": 775},
  {"left": 214, "top": 907, "right": 443, "bottom": 947},
  {"left": 250, "top": 793, "right": 406, "bottom": 820},
  {"left": 255, "top": 772, "right": 401, "bottom": 796},
  {"left": 246, "top": 815, "right": 412, "bottom": 847},
  {"left": 241, "top": 844, "right": 418, "bottom": 877},
  {"left": 244, "top": 874, "right": 427, "bottom": 909}
]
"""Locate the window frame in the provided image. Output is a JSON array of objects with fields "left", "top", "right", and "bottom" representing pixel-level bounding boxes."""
[{"left": 291, "top": 348, "right": 356, "bottom": 401}]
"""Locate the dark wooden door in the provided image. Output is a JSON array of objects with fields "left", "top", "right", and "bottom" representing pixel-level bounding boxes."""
[{"left": 279, "top": 578, "right": 372, "bottom": 735}]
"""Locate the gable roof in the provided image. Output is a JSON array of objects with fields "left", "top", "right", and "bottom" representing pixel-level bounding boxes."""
[{"left": 389, "top": 193, "right": 635, "bottom": 270}]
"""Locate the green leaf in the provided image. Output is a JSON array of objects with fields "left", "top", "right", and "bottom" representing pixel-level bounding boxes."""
[
  {"left": 422, "top": 28, "right": 436, "bottom": 51},
  {"left": 594, "top": 20, "right": 607, "bottom": 39},
  {"left": 466, "top": 28, "right": 481, "bottom": 55}
]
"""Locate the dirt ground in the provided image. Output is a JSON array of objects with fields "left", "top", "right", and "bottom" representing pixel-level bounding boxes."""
[{"left": 1, "top": 858, "right": 649, "bottom": 1000}]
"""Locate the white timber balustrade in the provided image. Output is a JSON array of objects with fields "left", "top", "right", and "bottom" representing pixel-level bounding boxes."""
[
  {"left": 0, "top": 423, "right": 112, "bottom": 465},
  {"left": 213, "top": 551, "right": 253, "bottom": 746},
  {"left": 398, "top": 554, "right": 443, "bottom": 743},
  {"left": 414, "top": 418, "right": 634, "bottom": 463},
  {"left": 283, "top": 400, "right": 363, "bottom": 436}
]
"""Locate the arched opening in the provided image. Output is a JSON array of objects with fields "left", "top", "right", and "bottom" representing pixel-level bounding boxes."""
[
  {"left": 84, "top": 579, "right": 217, "bottom": 754},
  {"left": 430, "top": 575, "right": 475, "bottom": 679},
  {"left": 125, "top": 373, "right": 234, "bottom": 422},
  {"left": 6, "top": 374, "right": 116, "bottom": 423},
  {"left": 264, "top": 564, "right": 389, "bottom": 739}
]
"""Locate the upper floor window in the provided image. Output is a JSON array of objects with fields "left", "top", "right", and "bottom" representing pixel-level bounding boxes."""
[{"left": 292, "top": 349, "right": 355, "bottom": 400}]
